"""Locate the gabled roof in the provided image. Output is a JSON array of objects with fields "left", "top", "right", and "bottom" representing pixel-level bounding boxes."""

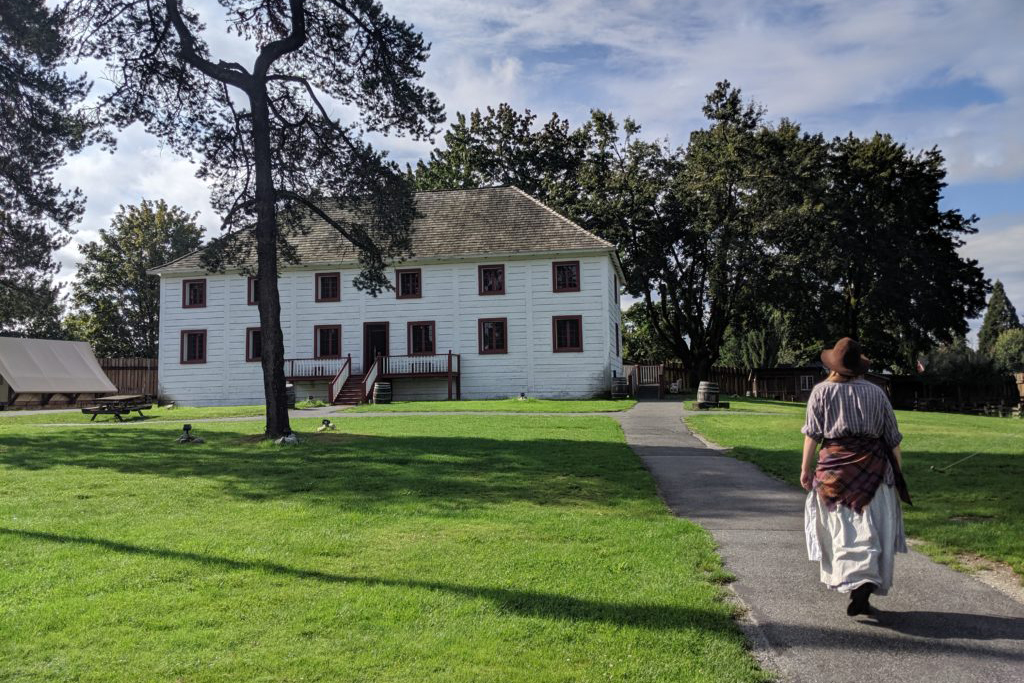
[
  {"left": 0, "top": 337, "right": 116, "bottom": 394},
  {"left": 151, "top": 186, "right": 615, "bottom": 274}
]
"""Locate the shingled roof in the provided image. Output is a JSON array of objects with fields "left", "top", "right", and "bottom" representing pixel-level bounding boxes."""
[{"left": 151, "top": 186, "right": 614, "bottom": 274}]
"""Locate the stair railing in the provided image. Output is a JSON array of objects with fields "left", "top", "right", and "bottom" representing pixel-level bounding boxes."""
[
  {"left": 361, "top": 354, "right": 381, "bottom": 403},
  {"left": 327, "top": 354, "right": 351, "bottom": 404}
]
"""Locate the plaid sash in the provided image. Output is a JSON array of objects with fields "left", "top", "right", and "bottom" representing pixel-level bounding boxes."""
[{"left": 814, "top": 435, "right": 912, "bottom": 513}]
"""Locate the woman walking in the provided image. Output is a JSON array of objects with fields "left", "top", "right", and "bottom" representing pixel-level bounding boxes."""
[{"left": 801, "top": 338, "right": 912, "bottom": 616}]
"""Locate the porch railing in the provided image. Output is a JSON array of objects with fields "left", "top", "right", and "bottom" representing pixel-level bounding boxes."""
[
  {"left": 381, "top": 352, "right": 460, "bottom": 377},
  {"left": 327, "top": 355, "right": 352, "bottom": 404},
  {"left": 284, "top": 357, "right": 343, "bottom": 380}
]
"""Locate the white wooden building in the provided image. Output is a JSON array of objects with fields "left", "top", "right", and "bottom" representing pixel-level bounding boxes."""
[{"left": 151, "top": 187, "right": 624, "bottom": 406}]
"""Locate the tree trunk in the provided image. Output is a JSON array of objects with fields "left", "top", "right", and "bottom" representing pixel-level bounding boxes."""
[
  {"left": 688, "top": 354, "right": 713, "bottom": 386},
  {"left": 251, "top": 90, "right": 291, "bottom": 438}
]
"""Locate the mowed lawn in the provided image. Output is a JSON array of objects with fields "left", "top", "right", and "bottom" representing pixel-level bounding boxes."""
[
  {"left": 346, "top": 398, "right": 637, "bottom": 413},
  {"left": 0, "top": 404, "right": 266, "bottom": 425},
  {"left": 0, "top": 414, "right": 766, "bottom": 682},
  {"left": 686, "top": 402, "right": 1024, "bottom": 579}
]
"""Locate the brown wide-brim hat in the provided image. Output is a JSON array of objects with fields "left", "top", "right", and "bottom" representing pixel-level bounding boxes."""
[{"left": 821, "top": 337, "right": 870, "bottom": 376}]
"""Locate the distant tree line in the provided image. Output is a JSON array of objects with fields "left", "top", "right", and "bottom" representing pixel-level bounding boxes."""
[{"left": 409, "top": 87, "right": 989, "bottom": 382}]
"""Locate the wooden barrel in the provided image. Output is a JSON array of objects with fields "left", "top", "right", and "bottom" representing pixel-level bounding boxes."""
[
  {"left": 697, "top": 381, "right": 719, "bottom": 406},
  {"left": 373, "top": 381, "right": 392, "bottom": 404},
  {"left": 611, "top": 376, "right": 628, "bottom": 399}
]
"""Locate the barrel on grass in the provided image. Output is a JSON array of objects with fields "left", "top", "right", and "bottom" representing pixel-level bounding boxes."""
[
  {"left": 373, "top": 380, "right": 392, "bottom": 404},
  {"left": 611, "top": 376, "right": 628, "bottom": 399},
  {"left": 697, "top": 381, "right": 719, "bottom": 407}
]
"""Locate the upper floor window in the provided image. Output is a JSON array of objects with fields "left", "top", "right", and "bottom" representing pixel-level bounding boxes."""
[
  {"left": 479, "top": 318, "right": 508, "bottom": 354},
  {"left": 315, "top": 272, "right": 340, "bottom": 302},
  {"left": 247, "top": 276, "right": 259, "bottom": 306},
  {"left": 552, "top": 261, "right": 580, "bottom": 293},
  {"left": 182, "top": 279, "right": 207, "bottom": 308},
  {"left": 478, "top": 265, "right": 505, "bottom": 295},
  {"left": 180, "top": 329, "right": 207, "bottom": 364},
  {"left": 615, "top": 322, "right": 620, "bottom": 356},
  {"left": 396, "top": 268, "right": 422, "bottom": 299},
  {"left": 246, "top": 327, "right": 262, "bottom": 362},
  {"left": 314, "top": 324, "right": 342, "bottom": 358},
  {"left": 408, "top": 321, "right": 436, "bottom": 355},
  {"left": 553, "top": 316, "right": 583, "bottom": 352}
]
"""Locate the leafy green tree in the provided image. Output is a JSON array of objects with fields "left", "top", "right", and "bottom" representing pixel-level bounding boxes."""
[
  {"left": 621, "top": 302, "right": 676, "bottom": 362},
  {"left": 806, "top": 133, "right": 988, "bottom": 370},
  {"left": 978, "top": 280, "right": 1020, "bottom": 356},
  {"left": 0, "top": 0, "right": 102, "bottom": 335},
  {"left": 75, "top": 1, "right": 444, "bottom": 437},
  {"left": 66, "top": 200, "right": 203, "bottom": 357},
  {"left": 991, "top": 328, "right": 1024, "bottom": 374}
]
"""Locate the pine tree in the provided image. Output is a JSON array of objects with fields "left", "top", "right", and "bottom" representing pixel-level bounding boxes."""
[{"left": 978, "top": 280, "right": 1021, "bottom": 355}]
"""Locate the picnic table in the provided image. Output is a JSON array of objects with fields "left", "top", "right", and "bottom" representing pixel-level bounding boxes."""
[{"left": 81, "top": 394, "right": 153, "bottom": 421}]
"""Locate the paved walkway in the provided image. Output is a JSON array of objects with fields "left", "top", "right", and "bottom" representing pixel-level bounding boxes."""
[{"left": 615, "top": 400, "right": 1024, "bottom": 683}]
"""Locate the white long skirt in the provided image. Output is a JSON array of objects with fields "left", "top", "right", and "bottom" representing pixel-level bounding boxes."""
[{"left": 805, "top": 483, "right": 908, "bottom": 596}]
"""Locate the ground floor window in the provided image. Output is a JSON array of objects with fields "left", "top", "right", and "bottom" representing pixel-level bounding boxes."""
[
  {"left": 553, "top": 316, "right": 583, "bottom": 352},
  {"left": 408, "top": 321, "right": 436, "bottom": 355},
  {"left": 181, "top": 330, "right": 207, "bottom": 363},
  {"left": 479, "top": 318, "right": 507, "bottom": 354},
  {"left": 246, "top": 327, "right": 262, "bottom": 362},
  {"left": 315, "top": 324, "right": 341, "bottom": 358},
  {"left": 800, "top": 374, "right": 815, "bottom": 391}
]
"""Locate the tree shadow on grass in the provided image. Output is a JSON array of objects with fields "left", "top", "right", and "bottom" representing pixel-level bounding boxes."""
[
  {"left": 0, "top": 427, "right": 655, "bottom": 510},
  {"left": 0, "top": 527, "right": 733, "bottom": 633}
]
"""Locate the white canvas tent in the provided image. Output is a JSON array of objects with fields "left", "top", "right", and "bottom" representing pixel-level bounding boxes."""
[{"left": 0, "top": 337, "right": 116, "bottom": 406}]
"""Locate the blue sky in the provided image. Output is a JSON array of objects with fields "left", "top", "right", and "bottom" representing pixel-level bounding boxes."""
[{"left": 56, "top": 0, "right": 1024, "bottom": 339}]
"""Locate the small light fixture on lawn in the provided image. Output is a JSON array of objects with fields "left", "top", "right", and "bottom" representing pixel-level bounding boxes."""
[
  {"left": 176, "top": 423, "right": 204, "bottom": 444},
  {"left": 518, "top": 392, "right": 527, "bottom": 400},
  {"left": 317, "top": 419, "right": 336, "bottom": 433}
]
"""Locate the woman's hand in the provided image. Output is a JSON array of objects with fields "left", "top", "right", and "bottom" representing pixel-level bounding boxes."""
[
  {"left": 800, "top": 468, "right": 814, "bottom": 491},
  {"left": 801, "top": 435, "right": 818, "bottom": 491}
]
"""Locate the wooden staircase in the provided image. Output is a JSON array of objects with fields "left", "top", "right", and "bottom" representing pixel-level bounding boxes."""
[{"left": 333, "top": 374, "right": 365, "bottom": 405}]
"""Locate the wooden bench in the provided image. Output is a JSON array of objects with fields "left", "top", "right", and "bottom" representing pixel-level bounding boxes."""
[{"left": 81, "top": 394, "right": 153, "bottom": 421}]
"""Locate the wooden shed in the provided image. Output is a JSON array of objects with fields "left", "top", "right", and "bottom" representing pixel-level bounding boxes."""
[{"left": 751, "top": 361, "right": 891, "bottom": 402}]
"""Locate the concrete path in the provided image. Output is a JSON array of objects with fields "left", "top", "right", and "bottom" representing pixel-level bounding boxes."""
[{"left": 615, "top": 400, "right": 1024, "bottom": 683}]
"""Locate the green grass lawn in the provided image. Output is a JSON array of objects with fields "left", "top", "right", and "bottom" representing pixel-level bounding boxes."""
[
  {"left": 686, "top": 405, "right": 1024, "bottom": 580},
  {"left": 0, "top": 404, "right": 266, "bottom": 425},
  {"left": 0, "top": 414, "right": 765, "bottom": 682},
  {"left": 347, "top": 398, "right": 637, "bottom": 413}
]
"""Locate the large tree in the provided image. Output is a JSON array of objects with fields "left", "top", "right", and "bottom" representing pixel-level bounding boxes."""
[
  {"left": 0, "top": 0, "right": 101, "bottom": 335},
  {"left": 74, "top": 1, "right": 444, "bottom": 436},
  {"left": 806, "top": 133, "right": 988, "bottom": 370},
  {"left": 66, "top": 199, "right": 203, "bottom": 357},
  {"left": 977, "top": 280, "right": 1020, "bottom": 356}
]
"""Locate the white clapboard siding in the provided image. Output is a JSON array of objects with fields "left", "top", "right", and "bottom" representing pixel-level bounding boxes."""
[{"left": 158, "top": 253, "right": 619, "bottom": 405}]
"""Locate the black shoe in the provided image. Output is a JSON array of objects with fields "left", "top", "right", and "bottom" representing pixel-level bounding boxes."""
[{"left": 847, "top": 583, "right": 876, "bottom": 616}]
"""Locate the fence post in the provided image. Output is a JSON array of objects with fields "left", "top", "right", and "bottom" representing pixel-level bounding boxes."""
[{"left": 447, "top": 350, "right": 453, "bottom": 401}]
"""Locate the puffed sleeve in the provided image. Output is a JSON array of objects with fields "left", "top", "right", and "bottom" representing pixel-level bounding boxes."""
[
  {"left": 801, "top": 386, "right": 825, "bottom": 442},
  {"left": 881, "top": 399, "right": 903, "bottom": 448}
]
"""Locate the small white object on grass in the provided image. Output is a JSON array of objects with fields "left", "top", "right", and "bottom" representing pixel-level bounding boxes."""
[{"left": 275, "top": 433, "right": 300, "bottom": 445}]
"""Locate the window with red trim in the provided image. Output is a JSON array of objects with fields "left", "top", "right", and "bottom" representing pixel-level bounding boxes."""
[
  {"left": 314, "top": 325, "right": 341, "bottom": 358},
  {"left": 396, "top": 269, "right": 422, "bottom": 298},
  {"left": 478, "top": 265, "right": 505, "bottom": 295},
  {"left": 247, "top": 277, "right": 259, "bottom": 305},
  {"left": 246, "top": 327, "right": 262, "bottom": 361},
  {"left": 408, "top": 321, "right": 435, "bottom": 355},
  {"left": 315, "top": 272, "right": 340, "bottom": 302},
  {"left": 552, "top": 261, "right": 580, "bottom": 292},
  {"left": 553, "top": 316, "right": 583, "bottom": 352},
  {"left": 478, "top": 318, "right": 507, "bottom": 354},
  {"left": 180, "top": 330, "right": 207, "bottom": 363},
  {"left": 182, "top": 279, "right": 207, "bottom": 308}
]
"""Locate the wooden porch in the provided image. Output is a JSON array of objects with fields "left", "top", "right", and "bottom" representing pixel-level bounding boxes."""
[{"left": 284, "top": 352, "right": 461, "bottom": 404}]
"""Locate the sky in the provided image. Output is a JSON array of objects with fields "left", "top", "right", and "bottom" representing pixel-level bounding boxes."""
[{"left": 54, "top": 0, "right": 1024, "bottom": 339}]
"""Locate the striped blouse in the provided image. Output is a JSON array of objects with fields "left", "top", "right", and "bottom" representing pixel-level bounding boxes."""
[{"left": 801, "top": 378, "right": 903, "bottom": 448}]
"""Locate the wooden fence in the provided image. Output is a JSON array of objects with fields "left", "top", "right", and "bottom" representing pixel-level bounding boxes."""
[
  {"left": 660, "top": 364, "right": 751, "bottom": 395},
  {"left": 99, "top": 357, "right": 158, "bottom": 397}
]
